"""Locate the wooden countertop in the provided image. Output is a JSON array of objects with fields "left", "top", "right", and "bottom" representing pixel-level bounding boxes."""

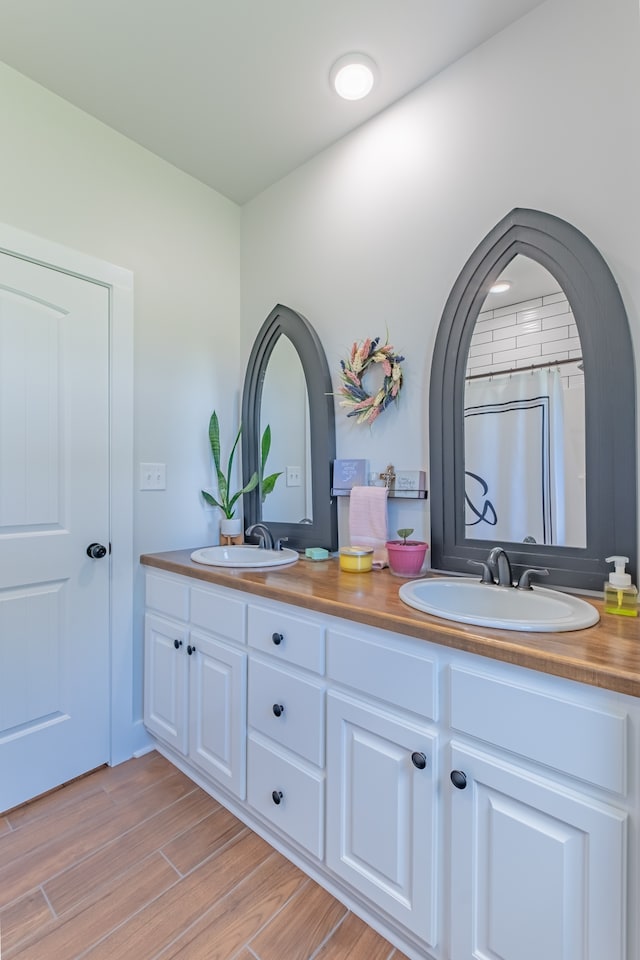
[{"left": 141, "top": 549, "right": 640, "bottom": 699}]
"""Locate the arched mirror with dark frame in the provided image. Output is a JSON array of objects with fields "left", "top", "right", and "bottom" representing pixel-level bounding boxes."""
[
  {"left": 430, "top": 207, "right": 637, "bottom": 591},
  {"left": 241, "top": 303, "right": 338, "bottom": 552}
]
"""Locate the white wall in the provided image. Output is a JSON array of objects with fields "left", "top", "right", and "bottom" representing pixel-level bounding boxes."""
[
  {"left": 240, "top": 0, "right": 640, "bottom": 552},
  {"left": 0, "top": 61, "right": 241, "bottom": 730}
]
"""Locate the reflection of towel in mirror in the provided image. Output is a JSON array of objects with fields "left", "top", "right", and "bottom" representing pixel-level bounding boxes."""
[{"left": 349, "top": 485, "right": 389, "bottom": 567}]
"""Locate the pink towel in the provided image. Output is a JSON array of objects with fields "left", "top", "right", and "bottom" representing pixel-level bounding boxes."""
[{"left": 349, "top": 485, "right": 389, "bottom": 567}]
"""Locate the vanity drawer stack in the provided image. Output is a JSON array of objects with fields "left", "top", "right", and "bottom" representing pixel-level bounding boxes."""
[{"left": 246, "top": 602, "right": 326, "bottom": 858}]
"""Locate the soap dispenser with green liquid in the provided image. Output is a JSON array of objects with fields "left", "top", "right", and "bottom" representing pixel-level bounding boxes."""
[{"left": 604, "top": 555, "right": 638, "bottom": 617}]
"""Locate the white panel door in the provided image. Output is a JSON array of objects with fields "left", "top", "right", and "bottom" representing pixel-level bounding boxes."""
[
  {"left": 449, "top": 742, "right": 627, "bottom": 960},
  {"left": 143, "top": 614, "right": 189, "bottom": 755},
  {"left": 0, "top": 252, "right": 110, "bottom": 812},
  {"left": 189, "top": 629, "right": 247, "bottom": 799},
  {"left": 326, "top": 691, "right": 438, "bottom": 947}
]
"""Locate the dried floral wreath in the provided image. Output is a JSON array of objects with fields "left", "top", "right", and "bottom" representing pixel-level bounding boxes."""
[{"left": 338, "top": 337, "right": 404, "bottom": 425}]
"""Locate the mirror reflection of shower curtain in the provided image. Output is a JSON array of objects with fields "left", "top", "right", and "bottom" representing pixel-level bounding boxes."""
[{"left": 464, "top": 369, "right": 565, "bottom": 545}]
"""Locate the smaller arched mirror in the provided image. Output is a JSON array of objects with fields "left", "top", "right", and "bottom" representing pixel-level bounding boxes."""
[
  {"left": 430, "top": 208, "right": 636, "bottom": 590},
  {"left": 241, "top": 304, "right": 337, "bottom": 551}
]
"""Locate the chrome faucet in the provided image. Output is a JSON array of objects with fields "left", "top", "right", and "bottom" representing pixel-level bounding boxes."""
[
  {"left": 487, "top": 546, "right": 513, "bottom": 587},
  {"left": 245, "top": 523, "right": 275, "bottom": 550}
]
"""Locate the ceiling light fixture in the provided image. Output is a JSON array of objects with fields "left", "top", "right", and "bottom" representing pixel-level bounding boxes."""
[
  {"left": 489, "top": 280, "right": 512, "bottom": 294},
  {"left": 330, "top": 53, "right": 377, "bottom": 101}
]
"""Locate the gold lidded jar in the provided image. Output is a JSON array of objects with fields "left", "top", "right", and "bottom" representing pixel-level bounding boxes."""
[{"left": 339, "top": 546, "right": 374, "bottom": 573}]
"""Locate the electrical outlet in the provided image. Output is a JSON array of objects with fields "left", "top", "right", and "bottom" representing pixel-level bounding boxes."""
[
  {"left": 140, "top": 463, "right": 166, "bottom": 490},
  {"left": 286, "top": 465, "right": 301, "bottom": 487}
]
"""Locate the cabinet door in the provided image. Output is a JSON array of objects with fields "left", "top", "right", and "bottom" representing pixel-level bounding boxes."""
[
  {"left": 143, "top": 614, "right": 188, "bottom": 754},
  {"left": 188, "top": 629, "right": 247, "bottom": 799},
  {"left": 449, "top": 742, "right": 627, "bottom": 960},
  {"left": 326, "top": 691, "right": 438, "bottom": 947}
]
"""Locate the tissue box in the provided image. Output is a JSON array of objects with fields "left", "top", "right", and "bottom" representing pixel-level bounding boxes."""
[{"left": 332, "top": 459, "right": 369, "bottom": 496}]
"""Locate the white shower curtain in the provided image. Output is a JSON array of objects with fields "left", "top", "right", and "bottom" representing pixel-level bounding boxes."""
[{"left": 464, "top": 369, "right": 566, "bottom": 545}]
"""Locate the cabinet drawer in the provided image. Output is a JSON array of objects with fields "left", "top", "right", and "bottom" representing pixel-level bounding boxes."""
[
  {"left": 327, "top": 626, "right": 436, "bottom": 720},
  {"left": 146, "top": 573, "right": 189, "bottom": 622},
  {"left": 191, "top": 585, "right": 246, "bottom": 645},
  {"left": 248, "top": 604, "right": 324, "bottom": 674},
  {"left": 247, "top": 734, "right": 324, "bottom": 859},
  {"left": 450, "top": 666, "right": 627, "bottom": 794},
  {"left": 248, "top": 658, "right": 325, "bottom": 766}
]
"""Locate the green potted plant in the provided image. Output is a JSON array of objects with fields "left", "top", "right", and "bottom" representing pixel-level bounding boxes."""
[
  {"left": 201, "top": 411, "right": 258, "bottom": 537},
  {"left": 386, "top": 528, "right": 429, "bottom": 577}
]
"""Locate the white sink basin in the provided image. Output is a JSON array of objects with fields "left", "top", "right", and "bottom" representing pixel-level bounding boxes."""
[
  {"left": 191, "top": 545, "right": 299, "bottom": 568},
  {"left": 398, "top": 577, "right": 599, "bottom": 632}
]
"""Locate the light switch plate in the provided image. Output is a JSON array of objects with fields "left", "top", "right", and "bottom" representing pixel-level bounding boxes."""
[
  {"left": 140, "top": 463, "right": 166, "bottom": 490},
  {"left": 286, "top": 465, "right": 301, "bottom": 487}
]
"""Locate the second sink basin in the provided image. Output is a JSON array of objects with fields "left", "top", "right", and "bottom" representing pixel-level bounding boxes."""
[
  {"left": 398, "top": 577, "right": 599, "bottom": 632},
  {"left": 191, "top": 545, "right": 299, "bottom": 568}
]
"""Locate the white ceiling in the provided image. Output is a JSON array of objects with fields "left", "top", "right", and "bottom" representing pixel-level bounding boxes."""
[{"left": 0, "top": 0, "right": 546, "bottom": 204}]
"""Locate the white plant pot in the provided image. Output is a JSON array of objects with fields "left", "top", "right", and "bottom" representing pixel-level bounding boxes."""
[{"left": 220, "top": 517, "right": 242, "bottom": 538}]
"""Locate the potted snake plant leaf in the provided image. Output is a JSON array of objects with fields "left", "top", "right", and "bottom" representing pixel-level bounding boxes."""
[
  {"left": 259, "top": 424, "right": 283, "bottom": 502},
  {"left": 201, "top": 411, "right": 258, "bottom": 535},
  {"left": 385, "top": 527, "right": 429, "bottom": 577}
]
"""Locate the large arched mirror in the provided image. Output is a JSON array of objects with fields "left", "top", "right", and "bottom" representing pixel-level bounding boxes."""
[
  {"left": 430, "top": 208, "right": 636, "bottom": 590},
  {"left": 241, "top": 303, "right": 337, "bottom": 551}
]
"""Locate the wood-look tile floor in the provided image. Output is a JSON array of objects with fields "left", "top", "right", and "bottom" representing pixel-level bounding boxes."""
[{"left": 0, "top": 752, "right": 410, "bottom": 960}]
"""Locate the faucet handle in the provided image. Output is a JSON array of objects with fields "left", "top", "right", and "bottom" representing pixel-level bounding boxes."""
[
  {"left": 274, "top": 537, "right": 289, "bottom": 551},
  {"left": 468, "top": 559, "right": 495, "bottom": 584},
  {"left": 517, "top": 567, "right": 549, "bottom": 590}
]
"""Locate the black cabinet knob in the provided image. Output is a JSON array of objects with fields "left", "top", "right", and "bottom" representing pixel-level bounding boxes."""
[
  {"left": 272, "top": 703, "right": 285, "bottom": 718},
  {"left": 86, "top": 542, "right": 107, "bottom": 559},
  {"left": 272, "top": 632, "right": 283, "bottom": 646},
  {"left": 187, "top": 644, "right": 196, "bottom": 655},
  {"left": 173, "top": 638, "right": 183, "bottom": 650},
  {"left": 411, "top": 751, "right": 427, "bottom": 770},
  {"left": 450, "top": 770, "right": 467, "bottom": 790},
  {"left": 272, "top": 790, "right": 283, "bottom": 805}
]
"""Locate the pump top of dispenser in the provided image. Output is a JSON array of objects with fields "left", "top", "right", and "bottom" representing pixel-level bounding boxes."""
[{"left": 605, "top": 556, "right": 631, "bottom": 587}]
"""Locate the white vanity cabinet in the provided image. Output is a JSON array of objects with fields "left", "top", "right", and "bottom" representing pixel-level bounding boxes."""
[
  {"left": 142, "top": 567, "right": 639, "bottom": 960},
  {"left": 447, "top": 664, "right": 630, "bottom": 960},
  {"left": 144, "top": 572, "right": 247, "bottom": 798}
]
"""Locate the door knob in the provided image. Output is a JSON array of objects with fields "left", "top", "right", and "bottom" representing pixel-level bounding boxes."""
[
  {"left": 272, "top": 704, "right": 285, "bottom": 717},
  {"left": 411, "top": 751, "right": 427, "bottom": 769},
  {"left": 272, "top": 790, "right": 283, "bottom": 805},
  {"left": 86, "top": 542, "right": 107, "bottom": 559}
]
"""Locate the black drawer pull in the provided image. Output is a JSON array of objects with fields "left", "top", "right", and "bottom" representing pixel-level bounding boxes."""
[
  {"left": 272, "top": 632, "right": 283, "bottom": 646},
  {"left": 450, "top": 770, "right": 467, "bottom": 790},
  {"left": 411, "top": 751, "right": 427, "bottom": 770},
  {"left": 187, "top": 644, "right": 196, "bottom": 655},
  {"left": 272, "top": 790, "right": 284, "bottom": 805},
  {"left": 272, "top": 703, "right": 285, "bottom": 718},
  {"left": 173, "top": 638, "right": 183, "bottom": 650}
]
